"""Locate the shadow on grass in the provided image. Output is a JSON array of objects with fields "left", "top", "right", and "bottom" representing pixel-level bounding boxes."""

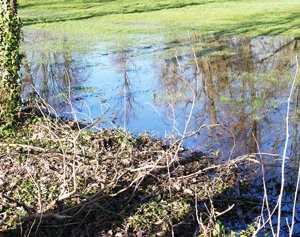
[
  {"left": 20, "top": 1, "right": 212, "bottom": 26},
  {"left": 18, "top": 0, "right": 118, "bottom": 10},
  {"left": 19, "top": 1, "right": 300, "bottom": 37},
  {"left": 0, "top": 136, "right": 242, "bottom": 237},
  {"left": 212, "top": 12, "right": 300, "bottom": 36}
]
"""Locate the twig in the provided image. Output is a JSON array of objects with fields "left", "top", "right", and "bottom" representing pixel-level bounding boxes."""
[
  {"left": 130, "top": 165, "right": 167, "bottom": 172},
  {"left": 13, "top": 213, "right": 71, "bottom": 221},
  {"left": 0, "top": 212, "right": 7, "bottom": 227},
  {"left": 289, "top": 56, "right": 299, "bottom": 237},
  {"left": 0, "top": 143, "right": 48, "bottom": 152},
  {"left": 0, "top": 143, "right": 79, "bottom": 159},
  {"left": 176, "top": 154, "right": 259, "bottom": 179},
  {"left": 251, "top": 133, "right": 275, "bottom": 237},
  {"left": 144, "top": 102, "right": 173, "bottom": 127},
  {"left": 216, "top": 204, "right": 235, "bottom": 218},
  {"left": 2, "top": 194, "right": 33, "bottom": 215},
  {"left": 277, "top": 55, "right": 298, "bottom": 237}
]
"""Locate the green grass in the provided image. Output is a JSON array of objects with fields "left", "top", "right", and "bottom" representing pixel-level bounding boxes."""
[{"left": 18, "top": 0, "right": 300, "bottom": 53}]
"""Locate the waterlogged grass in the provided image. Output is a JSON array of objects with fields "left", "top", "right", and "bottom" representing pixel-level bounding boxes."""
[
  {"left": 72, "top": 86, "right": 100, "bottom": 93},
  {"left": 18, "top": 0, "right": 300, "bottom": 54}
]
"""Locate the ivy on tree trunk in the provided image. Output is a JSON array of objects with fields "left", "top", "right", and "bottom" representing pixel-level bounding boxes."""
[{"left": 0, "top": 0, "right": 22, "bottom": 131}]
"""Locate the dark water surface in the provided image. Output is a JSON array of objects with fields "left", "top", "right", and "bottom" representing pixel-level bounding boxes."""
[{"left": 20, "top": 34, "right": 300, "bottom": 235}]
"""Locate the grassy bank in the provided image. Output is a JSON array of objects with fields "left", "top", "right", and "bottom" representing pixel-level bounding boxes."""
[
  {"left": 18, "top": 0, "right": 300, "bottom": 53},
  {"left": 0, "top": 102, "right": 259, "bottom": 236}
]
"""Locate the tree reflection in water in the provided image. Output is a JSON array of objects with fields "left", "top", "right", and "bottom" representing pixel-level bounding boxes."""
[
  {"left": 21, "top": 51, "right": 88, "bottom": 116},
  {"left": 153, "top": 36, "right": 300, "bottom": 163},
  {"left": 20, "top": 36, "right": 300, "bottom": 167},
  {"left": 108, "top": 51, "right": 141, "bottom": 128}
]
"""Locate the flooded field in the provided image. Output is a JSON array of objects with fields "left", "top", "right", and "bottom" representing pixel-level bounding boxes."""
[
  {"left": 21, "top": 35, "right": 300, "bottom": 159},
  {"left": 8, "top": 0, "right": 300, "bottom": 235},
  {"left": 19, "top": 34, "right": 300, "bottom": 235}
]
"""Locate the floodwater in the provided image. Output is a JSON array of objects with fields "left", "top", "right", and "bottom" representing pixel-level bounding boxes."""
[
  {"left": 20, "top": 34, "right": 300, "bottom": 235},
  {"left": 21, "top": 35, "right": 300, "bottom": 160}
]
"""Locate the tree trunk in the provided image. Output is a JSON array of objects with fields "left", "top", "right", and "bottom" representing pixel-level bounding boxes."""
[
  {"left": 0, "top": 0, "right": 22, "bottom": 130},
  {"left": 9, "top": 0, "right": 17, "bottom": 13}
]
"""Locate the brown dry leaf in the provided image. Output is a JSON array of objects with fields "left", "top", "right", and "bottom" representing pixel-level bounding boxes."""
[
  {"left": 172, "top": 183, "right": 181, "bottom": 191},
  {"left": 153, "top": 219, "right": 164, "bottom": 225},
  {"left": 107, "top": 230, "right": 113, "bottom": 236},
  {"left": 183, "top": 188, "right": 193, "bottom": 194},
  {"left": 156, "top": 231, "right": 165, "bottom": 237},
  {"left": 136, "top": 230, "right": 145, "bottom": 237},
  {"left": 121, "top": 159, "right": 130, "bottom": 165}
]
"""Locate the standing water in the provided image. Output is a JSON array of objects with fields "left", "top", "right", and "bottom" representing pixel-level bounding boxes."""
[{"left": 20, "top": 34, "right": 300, "bottom": 235}]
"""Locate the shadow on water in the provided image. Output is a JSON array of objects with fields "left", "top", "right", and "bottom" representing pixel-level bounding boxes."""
[{"left": 17, "top": 35, "right": 300, "bottom": 236}]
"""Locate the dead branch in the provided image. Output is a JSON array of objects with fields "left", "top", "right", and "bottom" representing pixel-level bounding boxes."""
[{"left": 13, "top": 213, "right": 71, "bottom": 222}]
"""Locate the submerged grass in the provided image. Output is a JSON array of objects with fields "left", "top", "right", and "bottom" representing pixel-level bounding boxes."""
[{"left": 19, "top": 0, "right": 300, "bottom": 54}]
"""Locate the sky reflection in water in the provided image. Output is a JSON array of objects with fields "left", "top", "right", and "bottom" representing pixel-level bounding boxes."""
[
  {"left": 21, "top": 36, "right": 300, "bottom": 165},
  {"left": 20, "top": 34, "right": 300, "bottom": 236}
]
